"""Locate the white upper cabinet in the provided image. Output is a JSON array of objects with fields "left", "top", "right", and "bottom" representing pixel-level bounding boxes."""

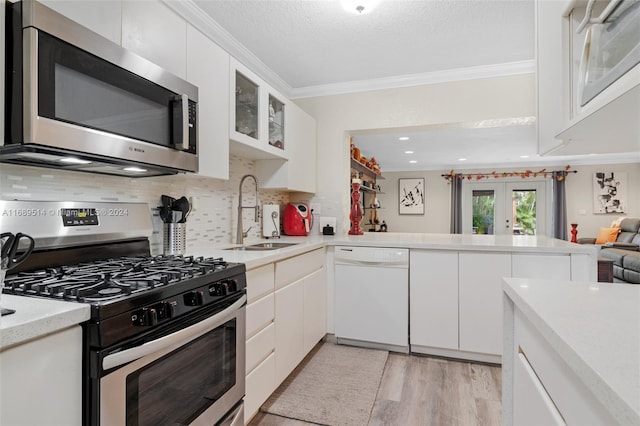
[
  {"left": 540, "top": 0, "right": 640, "bottom": 156},
  {"left": 229, "top": 58, "right": 288, "bottom": 160},
  {"left": 39, "top": 0, "right": 122, "bottom": 45},
  {"left": 186, "top": 25, "right": 230, "bottom": 180},
  {"left": 122, "top": 0, "right": 187, "bottom": 79},
  {"left": 536, "top": 0, "right": 568, "bottom": 156},
  {"left": 255, "top": 101, "right": 317, "bottom": 193}
]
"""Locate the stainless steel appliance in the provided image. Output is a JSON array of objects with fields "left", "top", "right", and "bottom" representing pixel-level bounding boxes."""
[
  {"left": 0, "top": 201, "right": 245, "bottom": 426},
  {"left": 3, "top": 0, "right": 199, "bottom": 177},
  {"left": 577, "top": 0, "right": 640, "bottom": 106}
]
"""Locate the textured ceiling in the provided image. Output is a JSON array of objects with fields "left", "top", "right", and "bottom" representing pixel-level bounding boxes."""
[{"left": 193, "top": 0, "right": 535, "bottom": 89}]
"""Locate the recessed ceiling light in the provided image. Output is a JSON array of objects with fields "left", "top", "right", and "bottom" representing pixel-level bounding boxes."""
[
  {"left": 458, "top": 158, "right": 467, "bottom": 161},
  {"left": 404, "top": 150, "right": 414, "bottom": 154},
  {"left": 409, "top": 160, "right": 417, "bottom": 164},
  {"left": 519, "top": 155, "right": 529, "bottom": 159},
  {"left": 59, "top": 157, "right": 92, "bottom": 165},
  {"left": 123, "top": 166, "right": 147, "bottom": 173},
  {"left": 398, "top": 137, "right": 410, "bottom": 141},
  {"left": 340, "top": 0, "right": 381, "bottom": 14}
]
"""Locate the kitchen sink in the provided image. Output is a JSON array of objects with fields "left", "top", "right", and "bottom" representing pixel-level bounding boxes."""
[{"left": 224, "top": 242, "right": 298, "bottom": 251}]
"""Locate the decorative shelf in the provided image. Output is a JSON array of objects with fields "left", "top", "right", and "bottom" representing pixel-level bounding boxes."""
[
  {"left": 351, "top": 158, "right": 384, "bottom": 180},
  {"left": 360, "top": 185, "right": 384, "bottom": 194}
]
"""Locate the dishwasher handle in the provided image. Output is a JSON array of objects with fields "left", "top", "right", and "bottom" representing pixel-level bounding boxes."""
[
  {"left": 334, "top": 246, "right": 409, "bottom": 267},
  {"left": 335, "top": 258, "right": 407, "bottom": 267}
]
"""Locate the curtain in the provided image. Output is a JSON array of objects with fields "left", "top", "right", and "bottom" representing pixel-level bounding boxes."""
[
  {"left": 552, "top": 171, "right": 568, "bottom": 240},
  {"left": 450, "top": 178, "right": 462, "bottom": 234}
]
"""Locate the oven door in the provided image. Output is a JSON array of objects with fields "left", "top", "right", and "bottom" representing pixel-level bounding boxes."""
[{"left": 95, "top": 294, "right": 246, "bottom": 426}]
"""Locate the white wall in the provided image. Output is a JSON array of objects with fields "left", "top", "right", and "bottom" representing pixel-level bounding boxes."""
[
  {"left": 374, "top": 163, "right": 639, "bottom": 238},
  {"left": 295, "top": 73, "right": 536, "bottom": 233}
]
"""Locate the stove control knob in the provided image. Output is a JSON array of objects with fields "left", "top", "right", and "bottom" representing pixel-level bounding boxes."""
[
  {"left": 209, "top": 282, "right": 227, "bottom": 297},
  {"left": 226, "top": 279, "right": 238, "bottom": 292},
  {"left": 132, "top": 307, "right": 158, "bottom": 326},
  {"left": 184, "top": 291, "right": 204, "bottom": 306},
  {"left": 156, "top": 301, "right": 176, "bottom": 320}
]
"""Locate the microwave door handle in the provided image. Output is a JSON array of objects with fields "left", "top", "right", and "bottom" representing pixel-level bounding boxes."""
[
  {"left": 180, "top": 94, "right": 189, "bottom": 151},
  {"left": 102, "top": 294, "right": 246, "bottom": 370}
]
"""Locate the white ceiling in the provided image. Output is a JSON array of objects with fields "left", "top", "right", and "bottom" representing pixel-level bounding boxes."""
[
  {"left": 184, "top": 0, "right": 638, "bottom": 171},
  {"left": 193, "top": 0, "right": 535, "bottom": 90}
]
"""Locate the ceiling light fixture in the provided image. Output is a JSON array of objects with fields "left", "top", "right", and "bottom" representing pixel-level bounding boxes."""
[
  {"left": 398, "top": 136, "right": 410, "bottom": 141},
  {"left": 404, "top": 150, "right": 414, "bottom": 154},
  {"left": 519, "top": 155, "right": 530, "bottom": 159},
  {"left": 458, "top": 158, "right": 467, "bottom": 161},
  {"left": 409, "top": 160, "right": 417, "bottom": 164},
  {"left": 340, "top": 0, "right": 381, "bottom": 14}
]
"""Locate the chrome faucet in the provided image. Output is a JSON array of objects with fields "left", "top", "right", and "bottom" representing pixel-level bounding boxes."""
[{"left": 237, "top": 174, "right": 260, "bottom": 244}]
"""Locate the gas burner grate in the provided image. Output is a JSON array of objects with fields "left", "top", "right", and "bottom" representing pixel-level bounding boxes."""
[{"left": 3, "top": 255, "right": 231, "bottom": 302}]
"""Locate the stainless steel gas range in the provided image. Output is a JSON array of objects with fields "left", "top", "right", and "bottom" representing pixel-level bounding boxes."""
[{"left": 1, "top": 200, "right": 246, "bottom": 426}]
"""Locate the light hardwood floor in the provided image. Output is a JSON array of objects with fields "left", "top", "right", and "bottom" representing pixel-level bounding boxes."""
[{"left": 249, "top": 352, "right": 502, "bottom": 426}]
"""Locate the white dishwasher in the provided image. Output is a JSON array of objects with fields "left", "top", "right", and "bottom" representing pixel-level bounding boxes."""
[{"left": 334, "top": 246, "right": 409, "bottom": 353}]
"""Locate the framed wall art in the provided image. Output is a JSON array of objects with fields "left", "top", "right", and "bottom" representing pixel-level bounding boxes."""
[
  {"left": 399, "top": 178, "right": 425, "bottom": 215},
  {"left": 593, "top": 171, "right": 627, "bottom": 214}
]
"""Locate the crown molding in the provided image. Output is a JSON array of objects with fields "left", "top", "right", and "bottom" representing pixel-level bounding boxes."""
[
  {"left": 162, "top": 0, "right": 293, "bottom": 98},
  {"left": 164, "top": 1, "right": 534, "bottom": 100},
  {"left": 290, "top": 60, "right": 536, "bottom": 99}
]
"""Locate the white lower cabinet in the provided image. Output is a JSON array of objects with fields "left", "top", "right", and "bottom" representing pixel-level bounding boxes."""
[
  {"left": 512, "top": 253, "right": 570, "bottom": 280},
  {"left": 0, "top": 326, "right": 83, "bottom": 426},
  {"left": 409, "top": 250, "right": 587, "bottom": 361},
  {"left": 514, "top": 352, "right": 565, "bottom": 425},
  {"left": 303, "top": 268, "right": 327, "bottom": 354},
  {"left": 244, "top": 249, "right": 326, "bottom": 424},
  {"left": 510, "top": 309, "right": 616, "bottom": 425},
  {"left": 410, "top": 250, "right": 458, "bottom": 351},
  {"left": 275, "top": 279, "right": 305, "bottom": 384},
  {"left": 459, "top": 252, "right": 511, "bottom": 356},
  {"left": 245, "top": 353, "right": 276, "bottom": 422}
]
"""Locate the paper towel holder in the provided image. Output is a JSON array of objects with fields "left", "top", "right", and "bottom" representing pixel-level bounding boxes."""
[{"left": 262, "top": 204, "right": 281, "bottom": 238}]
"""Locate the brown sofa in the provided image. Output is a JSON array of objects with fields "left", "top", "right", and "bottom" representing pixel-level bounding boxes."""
[{"left": 580, "top": 218, "right": 640, "bottom": 284}]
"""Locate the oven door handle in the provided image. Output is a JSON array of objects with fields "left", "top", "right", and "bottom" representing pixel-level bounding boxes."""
[{"left": 103, "top": 295, "right": 246, "bottom": 371}]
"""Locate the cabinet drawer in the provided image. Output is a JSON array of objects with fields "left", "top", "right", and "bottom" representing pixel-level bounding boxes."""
[
  {"left": 515, "top": 309, "right": 616, "bottom": 424},
  {"left": 246, "top": 323, "right": 275, "bottom": 374},
  {"left": 275, "top": 249, "right": 324, "bottom": 289},
  {"left": 245, "top": 353, "right": 275, "bottom": 423},
  {"left": 246, "top": 263, "right": 275, "bottom": 303},
  {"left": 246, "top": 293, "right": 274, "bottom": 339},
  {"left": 514, "top": 351, "right": 565, "bottom": 425}
]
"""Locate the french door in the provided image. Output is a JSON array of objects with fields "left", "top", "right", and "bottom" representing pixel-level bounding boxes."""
[{"left": 462, "top": 181, "right": 547, "bottom": 236}]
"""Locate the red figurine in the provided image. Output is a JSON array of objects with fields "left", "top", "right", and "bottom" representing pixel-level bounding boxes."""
[
  {"left": 349, "top": 181, "right": 364, "bottom": 235},
  {"left": 570, "top": 223, "right": 578, "bottom": 243}
]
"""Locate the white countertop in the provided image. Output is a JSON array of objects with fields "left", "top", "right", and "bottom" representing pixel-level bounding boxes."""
[
  {"left": 201, "top": 232, "right": 596, "bottom": 270},
  {"left": 503, "top": 278, "right": 640, "bottom": 424},
  {"left": 0, "top": 295, "right": 90, "bottom": 350},
  {"left": 0, "top": 232, "right": 595, "bottom": 350}
]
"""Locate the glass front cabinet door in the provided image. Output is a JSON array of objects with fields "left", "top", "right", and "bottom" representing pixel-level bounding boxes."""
[{"left": 230, "top": 58, "right": 287, "bottom": 159}]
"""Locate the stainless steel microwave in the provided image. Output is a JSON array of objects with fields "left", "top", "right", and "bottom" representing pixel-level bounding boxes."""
[{"left": 3, "top": 0, "right": 199, "bottom": 177}]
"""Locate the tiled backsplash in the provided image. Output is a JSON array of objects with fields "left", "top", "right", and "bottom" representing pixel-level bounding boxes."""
[{"left": 0, "top": 156, "right": 292, "bottom": 255}]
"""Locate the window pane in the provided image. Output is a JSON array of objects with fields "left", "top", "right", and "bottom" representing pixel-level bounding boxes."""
[
  {"left": 512, "top": 190, "right": 537, "bottom": 235},
  {"left": 472, "top": 190, "right": 495, "bottom": 235}
]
